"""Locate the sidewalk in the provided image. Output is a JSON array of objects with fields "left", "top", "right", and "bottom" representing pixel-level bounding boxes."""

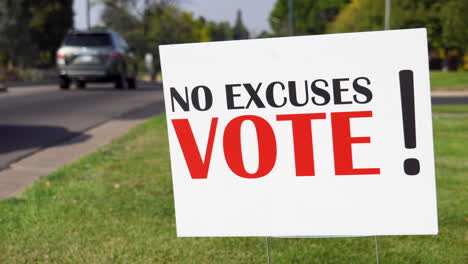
[
  {"left": 431, "top": 89, "right": 468, "bottom": 97},
  {"left": 0, "top": 117, "right": 152, "bottom": 199}
]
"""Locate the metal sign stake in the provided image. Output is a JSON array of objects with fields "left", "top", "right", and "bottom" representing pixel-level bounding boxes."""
[
  {"left": 375, "top": 236, "right": 380, "bottom": 264},
  {"left": 265, "top": 237, "right": 271, "bottom": 264}
]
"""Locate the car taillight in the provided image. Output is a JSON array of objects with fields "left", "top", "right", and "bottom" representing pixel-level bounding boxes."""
[
  {"left": 110, "top": 52, "right": 120, "bottom": 59},
  {"left": 56, "top": 53, "right": 65, "bottom": 59}
]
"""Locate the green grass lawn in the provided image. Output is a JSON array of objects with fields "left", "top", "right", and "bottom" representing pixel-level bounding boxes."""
[
  {"left": 432, "top": 104, "right": 468, "bottom": 114},
  {"left": 0, "top": 107, "right": 466, "bottom": 263},
  {"left": 431, "top": 71, "right": 468, "bottom": 90}
]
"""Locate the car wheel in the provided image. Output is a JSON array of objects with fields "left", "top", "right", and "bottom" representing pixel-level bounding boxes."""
[
  {"left": 77, "top": 80, "right": 86, "bottom": 89},
  {"left": 127, "top": 77, "right": 137, "bottom": 89},
  {"left": 114, "top": 74, "right": 126, "bottom": 89},
  {"left": 59, "top": 76, "right": 70, "bottom": 90}
]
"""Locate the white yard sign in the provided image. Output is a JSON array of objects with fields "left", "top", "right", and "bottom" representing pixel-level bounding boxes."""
[{"left": 160, "top": 29, "right": 438, "bottom": 237}]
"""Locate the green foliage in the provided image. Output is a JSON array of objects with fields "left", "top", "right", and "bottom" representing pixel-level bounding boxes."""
[
  {"left": 390, "top": 0, "right": 444, "bottom": 48},
  {"left": 440, "top": 0, "right": 468, "bottom": 50},
  {"left": 149, "top": 7, "right": 210, "bottom": 45},
  {"left": 327, "top": 0, "right": 467, "bottom": 70},
  {"left": 0, "top": 0, "right": 73, "bottom": 68},
  {"left": 29, "top": 0, "right": 74, "bottom": 67},
  {"left": 327, "top": 0, "right": 384, "bottom": 33},
  {"left": 143, "top": 6, "right": 211, "bottom": 72},
  {"left": 207, "top": 21, "right": 233, "bottom": 41},
  {"left": 0, "top": 0, "right": 35, "bottom": 68},
  {"left": 269, "top": 0, "right": 349, "bottom": 36},
  {"left": 328, "top": 0, "right": 467, "bottom": 51}
]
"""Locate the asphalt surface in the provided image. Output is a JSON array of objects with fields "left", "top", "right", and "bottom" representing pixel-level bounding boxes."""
[
  {"left": 431, "top": 96, "right": 468, "bottom": 105},
  {"left": 0, "top": 82, "right": 165, "bottom": 170}
]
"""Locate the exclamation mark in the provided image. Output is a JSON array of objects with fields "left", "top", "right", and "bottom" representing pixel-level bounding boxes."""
[{"left": 399, "top": 70, "right": 420, "bottom": 176}]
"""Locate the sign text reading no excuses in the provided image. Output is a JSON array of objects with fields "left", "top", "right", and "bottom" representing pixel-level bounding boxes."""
[{"left": 169, "top": 77, "right": 380, "bottom": 179}]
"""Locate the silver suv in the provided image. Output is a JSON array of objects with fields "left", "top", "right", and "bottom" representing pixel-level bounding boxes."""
[{"left": 56, "top": 29, "right": 138, "bottom": 90}]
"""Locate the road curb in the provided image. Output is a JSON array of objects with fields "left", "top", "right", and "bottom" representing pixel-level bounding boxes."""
[
  {"left": 5, "top": 80, "right": 57, "bottom": 88},
  {"left": 431, "top": 90, "right": 468, "bottom": 97},
  {"left": 0, "top": 82, "right": 7, "bottom": 92}
]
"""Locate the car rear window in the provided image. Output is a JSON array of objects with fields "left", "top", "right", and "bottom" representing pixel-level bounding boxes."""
[{"left": 64, "top": 33, "right": 112, "bottom": 47}]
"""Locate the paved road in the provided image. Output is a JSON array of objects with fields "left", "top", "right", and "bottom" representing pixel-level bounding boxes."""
[
  {"left": 431, "top": 96, "right": 468, "bottom": 105},
  {"left": 0, "top": 82, "right": 165, "bottom": 170}
]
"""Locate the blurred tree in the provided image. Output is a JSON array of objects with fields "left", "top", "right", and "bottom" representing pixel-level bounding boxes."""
[
  {"left": 0, "top": 0, "right": 35, "bottom": 69},
  {"left": 101, "top": 2, "right": 141, "bottom": 31},
  {"left": 100, "top": 0, "right": 179, "bottom": 48},
  {"left": 0, "top": 0, "right": 73, "bottom": 68},
  {"left": 440, "top": 0, "right": 468, "bottom": 50},
  {"left": 29, "top": 0, "right": 74, "bottom": 67},
  {"left": 269, "top": 0, "right": 350, "bottom": 36},
  {"left": 328, "top": 0, "right": 464, "bottom": 48},
  {"left": 145, "top": 5, "right": 211, "bottom": 74},
  {"left": 207, "top": 21, "right": 233, "bottom": 41},
  {"left": 256, "top": 30, "right": 276, "bottom": 38},
  {"left": 439, "top": 0, "right": 468, "bottom": 70},
  {"left": 328, "top": 0, "right": 467, "bottom": 70},
  {"left": 233, "top": 9, "right": 250, "bottom": 40},
  {"left": 101, "top": 2, "right": 145, "bottom": 55},
  {"left": 100, "top": 0, "right": 215, "bottom": 78},
  {"left": 327, "top": 0, "right": 383, "bottom": 33},
  {"left": 391, "top": 0, "right": 443, "bottom": 48},
  {"left": 99, "top": 0, "right": 250, "bottom": 77}
]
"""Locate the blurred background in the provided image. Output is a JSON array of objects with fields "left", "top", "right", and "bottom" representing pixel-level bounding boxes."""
[
  {"left": 0, "top": 2, "right": 467, "bottom": 262},
  {"left": 0, "top": 0, "right": 466, "bottom": 83}
]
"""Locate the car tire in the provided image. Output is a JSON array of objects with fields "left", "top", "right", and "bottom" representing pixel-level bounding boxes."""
[
  {"left": 59, "top": 76, "right": 70, "bottom": 90},
  {"left": 77, "top": 81, "right": 86, "bottom": 89},
  {"left": 127, "top": 77, "right": 137, "bottom": 89},
  {"left": 114, "top": 74, "right": 126, "bottom": 89}
]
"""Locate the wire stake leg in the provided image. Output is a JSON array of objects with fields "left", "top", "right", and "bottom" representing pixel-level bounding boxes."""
[
  {"left": 374, "top": 236, "right": 380, "bottom": 264},
  {"left": 265, "top": 237, "right": 271, "bottom": 264}
]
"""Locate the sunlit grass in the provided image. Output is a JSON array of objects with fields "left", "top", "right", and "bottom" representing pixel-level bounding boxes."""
[{"left": 431, "top": 71, "right": 468, "bottom": 90}]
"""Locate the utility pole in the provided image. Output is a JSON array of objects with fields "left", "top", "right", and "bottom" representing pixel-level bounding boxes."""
[
  {"left": 384, "top": 0, "right": 391, "bottom": 30},
  {"left": 289, "top": 0, "right": 294, "bottom": 36},
  {"left": 87, "top": 0, "right": 91, "bottom": 29}
]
